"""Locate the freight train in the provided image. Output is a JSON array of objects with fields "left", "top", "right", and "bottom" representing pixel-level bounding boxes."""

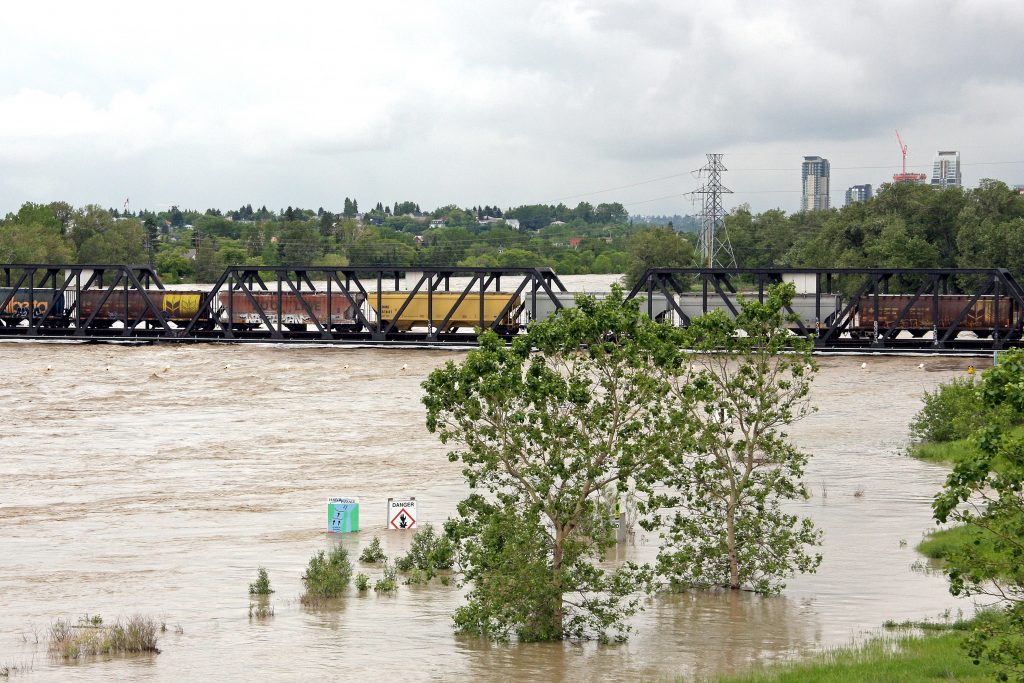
[
  {"left": 0, "top": 288, "right": 367, "bottom": 331},
  {"left": 0, "top": 287, "right": 522, "bottom": 334},
  {"left": 1, "top": 286, "right": 1018, "bottom": 339}
]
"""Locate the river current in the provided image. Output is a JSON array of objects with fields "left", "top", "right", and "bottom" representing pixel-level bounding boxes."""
[{"left": 0, "top": 288, "right": 984, "bottom": 680}]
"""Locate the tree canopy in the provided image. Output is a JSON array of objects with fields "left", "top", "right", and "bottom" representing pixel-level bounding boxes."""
[{"left": 423, "top": 288, "right": 678, "bottom": 641}]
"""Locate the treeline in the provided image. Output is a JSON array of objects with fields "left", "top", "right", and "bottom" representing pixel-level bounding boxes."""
[
  {"left": 2, "top": 180, "right": 1022, "bottom": 285},
  {"left": 0, "top": 198, "right": 696, "bottom": 284},
  {"left": 727, "top": 179, "right": 1024, "bottom": 272}
]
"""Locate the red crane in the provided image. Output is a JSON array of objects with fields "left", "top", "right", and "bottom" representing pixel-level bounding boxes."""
[
  {"left": 896, "top": 129, "right": 908, "bottom": 175},
  {"left": 893, "top": 129, "right": 927, "bottom": 183}
]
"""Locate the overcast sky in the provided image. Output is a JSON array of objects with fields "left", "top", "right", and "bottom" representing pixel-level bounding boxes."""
[{"left": 1, "top": 1, "right": 1022, "bottom": 217}]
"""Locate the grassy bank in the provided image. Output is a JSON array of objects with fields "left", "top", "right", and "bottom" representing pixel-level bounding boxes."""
[
  {"left": 910, "top": 424, "right": 1024, "bottom": 465},
  {"left": 910, "top": 436, "right": 979, "bottom": 465},
  {"left": 712, "top": 630, "right": 994, "bottom": 682},
  {"left": 917, "top": 524, "right": 998, "bottom": 563}
]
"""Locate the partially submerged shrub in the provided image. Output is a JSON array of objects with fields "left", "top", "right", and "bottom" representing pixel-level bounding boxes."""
[
  {"left": 248, "top": 602, "right": 274, "bottom": 619},
  {"left": 49, "top": 614, "right": 160, "bottom": 659},
  {"left": 301, "top": 546, "right": 353, "bottom": 603},
  {"left": 373, "top": 561, "right": 398, "bottom": 594},
  {"left": 359, "top": 536, "right": 386, "bottom": 564},
  {"left": 910, "top": 377, "right": 986, "bottom": 443},
  {"left": 394, "top": 524, "right": 455, "bottom": 580},
  {"left": 355, "top": 573, "right": 370, "bottom": 592},
  {"left": 248, "top": 567, "right": 273, "bottom": 595}
]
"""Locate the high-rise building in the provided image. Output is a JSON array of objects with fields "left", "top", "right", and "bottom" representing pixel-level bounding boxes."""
[
  {"left": 801, "top": 156, "right": 830, "bottom": 211},
  {"left": 845, "top": 184, "right": 873, "bottom": 206},
  {"left": 931, "top": 150, "right": 961, "bottom": 189}
]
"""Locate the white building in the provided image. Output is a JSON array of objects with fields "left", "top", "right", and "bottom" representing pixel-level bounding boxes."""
[{"left": 931, "top": 150, "right": 961, "bottom": 189}]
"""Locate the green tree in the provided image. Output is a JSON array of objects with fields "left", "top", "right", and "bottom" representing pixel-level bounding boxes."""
[
  {"left": 648, "top": 283, "right": 822, "bottom": 594},
  {"left": 74, "top": 208, "right": 147, "bottom": 264},
  {"left": 933, "top": 349, "right": 1024, "bottom": 681},
  {"left": 155, "top": 247, "right": 195, "bottom": 283},
  {"left": 278, "top": 221, "right": 323, "bottom": 264},
  {"left": 495, "top": 247, "right": 544, "bottom": 268},
  {"left": 625, "top": 227, "right": 696, "bottom": 287},
  {"left": 423, "top": 289, "right": 679, "bottom": 641},
  {"left": 0, "top": 222, "right": 73, "bottom": 263},
  {"left": 594, "top": 202, "right": 627, "bottom": 224},
  {"left": 193, "top": 235, "right": 223, "bottom": 282}
]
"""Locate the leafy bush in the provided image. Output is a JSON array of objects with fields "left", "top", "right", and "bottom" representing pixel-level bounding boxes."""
[
  {"left": 394, "top": 524, "right": 455, "bottom": 580},
  {"left": 358, "top": 536, "right": 386, "bottom": 564},
  {"left": 373, "top": 561, "right": 398, "bottom": 594},
  {"left": 354, "top": 573, "right": 370, "bottom": 592},
  {"left": 910, "top": 377, "right": 985, "bottom": 443},
  {"left": 248, "top": 567, "right": 273, "bottom": 595},
  {"left": 49, "top": 614, "right": 160, "bottom": 658},
  {"left": 301, "top": 546, "right": 352, "bottom": 602}
]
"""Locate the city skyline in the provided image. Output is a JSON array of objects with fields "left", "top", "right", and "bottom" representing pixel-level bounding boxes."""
[{"left": 1, "top": 2, "right": 1022, "bottom": 217}]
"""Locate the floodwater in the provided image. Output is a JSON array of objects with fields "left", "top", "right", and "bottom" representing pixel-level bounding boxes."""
[{"left": 0, "top": 338, "right": 984, "bottom": 681}]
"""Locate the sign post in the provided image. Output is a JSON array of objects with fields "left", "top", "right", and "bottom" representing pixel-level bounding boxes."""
[
  {"left": 328, "top": 497, "right": 359, "bottom": 533},
  {"left": 387, "top": 497, "right": 417, "bottom": 530}
]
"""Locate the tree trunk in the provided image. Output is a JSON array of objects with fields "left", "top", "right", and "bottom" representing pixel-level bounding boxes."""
[
  {"left": 552, "top": 530, "right": 565, "bottom": 636},
  {"left": 727, "top": 497, "right": 739, "bottom": 589}
]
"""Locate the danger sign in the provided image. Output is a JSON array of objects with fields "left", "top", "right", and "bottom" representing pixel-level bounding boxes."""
[{"left": 387, "top": 497, "right": 417, "bottom": 530}]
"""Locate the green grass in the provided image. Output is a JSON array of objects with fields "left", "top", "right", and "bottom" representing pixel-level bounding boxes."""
[
  {"left": 910, "top": 436, "right": 979, "bottom": 465},
  {"left": 910, "top": 424, "right": 1024, "bottom": 465},
  {"left": 712, "top": 631, "right": 996, "bottom": 682},
  {"left": 917, "top": 524, "right": 999, "bottom": 563}
]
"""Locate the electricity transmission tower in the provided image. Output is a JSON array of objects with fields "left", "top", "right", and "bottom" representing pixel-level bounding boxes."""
[{"left": 693, "top": 153, "right": 736, "bottom": 268}]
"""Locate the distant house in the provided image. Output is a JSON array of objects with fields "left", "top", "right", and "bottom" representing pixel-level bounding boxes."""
[
  {"left": 414, "top": 235, "right": 424, "bottom": 245},
  {"left": 429, "top": 219, "right": 445, "bottom": 227},
  {"left": 568, "top": 237, "right": 583, "bottom": 249}
]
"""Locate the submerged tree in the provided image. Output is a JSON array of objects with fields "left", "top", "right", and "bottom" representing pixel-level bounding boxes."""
[
  {"left": 648, "top": 283, "right": 822, "bottom": 594},
  {"left": 423, "top": 288, "right": 678, "bottom": 641},
  {"left": 933, "top": 349, "right": 1024, "bottom": 681}
]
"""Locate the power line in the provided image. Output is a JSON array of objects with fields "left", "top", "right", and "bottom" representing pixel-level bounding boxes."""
[{"left": 545, "top": 171, "right": 698, "bottom": 204}]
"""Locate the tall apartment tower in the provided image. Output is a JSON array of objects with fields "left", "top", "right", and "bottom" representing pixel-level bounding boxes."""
[
  {"left": 845, "top": 184, "right": 873, "bottom": 206},
  {"left": 801, "top": 156, "right": 830, "bottom": 211},
  {"left": 931, "top": 150, "right": 961, "bottom": 189}
]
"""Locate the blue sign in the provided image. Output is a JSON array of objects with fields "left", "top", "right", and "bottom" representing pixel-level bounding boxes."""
[{"left": 328, "top": 497, "right": 359, "bottom": 533}]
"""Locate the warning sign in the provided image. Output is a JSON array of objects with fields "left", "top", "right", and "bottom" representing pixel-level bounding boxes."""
[
  {"left": 387, "top": 497, "right": 417, "bottom": 530},
  {"left": 328, "top": 497, "right": 359, "bottom": 533}
]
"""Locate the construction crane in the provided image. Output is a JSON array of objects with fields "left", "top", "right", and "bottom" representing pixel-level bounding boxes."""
[
  {"left": 893, "top": 130, "right": 927, "bottom": 184},
  {"left": 896, "top": 130, "right": 908, "bottom": 175}
]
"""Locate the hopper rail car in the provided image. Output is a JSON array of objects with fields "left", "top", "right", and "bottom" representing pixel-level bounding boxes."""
[{"left": 3, "top": 264, "right": 1024, "bottom": 352}]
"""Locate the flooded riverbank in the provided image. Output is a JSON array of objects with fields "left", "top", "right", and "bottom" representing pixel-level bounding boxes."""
[{"left": 0, "top": 344, "right": 980, "bottom": 681}]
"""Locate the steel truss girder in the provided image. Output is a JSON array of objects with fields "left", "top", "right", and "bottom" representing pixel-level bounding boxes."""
[
  {"left": 627, "top": 267, "right": 1024, "bottom": 350},
  {"left": 0, "top": 264, "right": 166, "bottom": 337},
  {"left": 175, "top": 266, "right": 568, "bottom": 342}
]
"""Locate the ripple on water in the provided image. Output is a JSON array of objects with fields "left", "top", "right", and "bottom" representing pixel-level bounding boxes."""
[{"left": 0, "top": 344, "right": 981, "bottom": 681}]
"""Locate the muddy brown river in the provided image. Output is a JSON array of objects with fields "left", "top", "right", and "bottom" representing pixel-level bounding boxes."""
[{"left": 0, "top": 340, "right": 983, "bottom": 681}]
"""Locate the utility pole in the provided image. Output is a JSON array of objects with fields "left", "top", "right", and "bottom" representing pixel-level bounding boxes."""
[{"left": 694, "top": 153, "right": 736, "bottom": 268}]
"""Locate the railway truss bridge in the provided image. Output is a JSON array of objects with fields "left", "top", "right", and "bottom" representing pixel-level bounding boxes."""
[{"left": 2, "top": 264, "right": 1023, "bottom": 353}]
